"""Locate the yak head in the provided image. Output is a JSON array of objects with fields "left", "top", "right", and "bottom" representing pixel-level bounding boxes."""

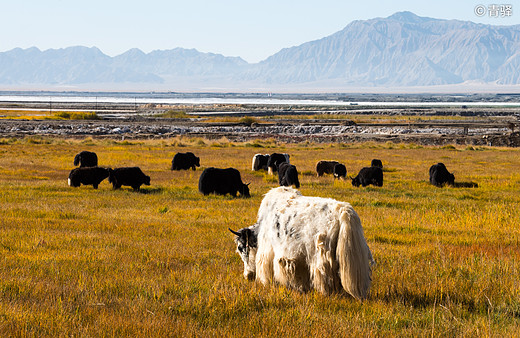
[
  {"left": 68, "top": 170, "right": 80, "bottom": 187},
  {"left": 229, "top": 227, "right": 257, "bottom": 280},
  {"left": 144, "top": 175, "right": 151, "bottom": 186},
  {"left": 241, "top": 183, "right": 251, "bottom": 198},
  {"left": 447, "top": 172, "right": 455, "bottom": 185},
  {"left": 351, "top": 176, "right": 361, "bottom": 187},
  {"left": 107, "top": 169, "right": 116, "bottom": 184}
]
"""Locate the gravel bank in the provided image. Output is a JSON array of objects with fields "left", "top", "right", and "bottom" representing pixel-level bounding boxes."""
[{"left": 1, "top": 119, "right": 519, "bottom": 147}]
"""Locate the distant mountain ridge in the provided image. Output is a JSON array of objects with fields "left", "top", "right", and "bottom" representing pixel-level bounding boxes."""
[
  {"left": 246, "top": 11, "right": 520, "bottom": 86},
  {"left": 1, "top": 11, "right": 519, "bottom": 89},
  {"left": 0, "top": 46, "right": 248, "bottom": 85}
]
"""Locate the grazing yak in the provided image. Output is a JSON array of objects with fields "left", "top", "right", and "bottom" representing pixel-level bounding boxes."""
[
  {"left": 333, "top": 163, "right": 347, "bottom": 180},
  {"left": 229, "top": 186, "right": 375, "bottom": 300},
  {"left": 171, "top": 152, "right": 200, "bottom": 171},
  {"left": 315, "top": 160, "right": 340, "bottom": 177},
  {"left": 108, "top": 167, "right": 150, "bottom": 190},
  {"left": 429, "top": 163, "right": 455, "bottom": 187},
  {"left": 266, "top": 153, "right": 290, "bottom": 175},
  {"left": 73, "top": 151, "right": 98, "bottom": 167},
  {"left": 371, "top": 159, "right": 383, "bottom": 169},
  {"left": 68, "top": 167, "right": 110, "bottom": 189},
  {"left": 251, "top": 154, "right": 270, "bottom": 171},
  {"left": 351, "top": 166, "right": 383, "bottom": 187},
  {"left": 198, "top": 167, "right": 250, "bottom": 198},
  {"left": 278, "top": 162, "right": 300, "bottom": 188}
]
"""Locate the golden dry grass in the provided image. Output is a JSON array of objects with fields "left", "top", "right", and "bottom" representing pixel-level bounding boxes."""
[
  {"left": 1, "top": 136, "right": 519, "bottom": 336},
  {"left": 0, "top": 110, "right": 98, "bottom": 120}
]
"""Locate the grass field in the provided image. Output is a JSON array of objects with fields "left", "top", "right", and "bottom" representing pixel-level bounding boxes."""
[
  {"left": 1, "top": 136, "right": 519, "bottom": 336},
  {"left": 0, "top": 110, "right": 99, "bottom": 120}
]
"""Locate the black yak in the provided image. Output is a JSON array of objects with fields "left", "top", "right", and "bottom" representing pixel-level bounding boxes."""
[
  {"left": 68, "top": 167, "right": 110, "bottom": 189},
  {"left": 371, "top": 159, "right": 383, "bottom": 169},
  {"left": 109, "top": 167, "right": 151, "bottom": 190},
  {"left": 198, "top": 167, "right": 250, "bottom": 197},
  {"left": 171, "top": 152, "right": 200, "bottom": 171},
  {"left": 352, "top": 167, "right": 383, "bottom": 187},
  {"left": 73, "top": 151, "right": 98, "bottom": 167},
  {"left": 429, "top": 163, "right": 455, "bottom": 187},
  {"left": 315, "top": 160, "right": 340, "bottom": 177},
  {"left": 252, "top": 154, "right": 270, "bottom": 171},
  {"left": 333, "top": 163, "right": 347, "bottom": 180},
  {"left": 278, "top": 162, "right": 300, "bottom": 188},
  {"left": 266, "top": 153, "right": 290, "bottom": 175}
]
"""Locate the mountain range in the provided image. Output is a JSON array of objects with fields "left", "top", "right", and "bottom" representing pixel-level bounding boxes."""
[{"left": 1, "top": 11, "right": 520, "bottom": 90}]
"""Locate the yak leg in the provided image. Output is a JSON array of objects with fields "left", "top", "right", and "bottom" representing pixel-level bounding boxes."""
[
  {"left": 276, "top": 256, "right": 310, "bottom": 293},
  {"left": 256, "top": 244, "right": 274, "bottom": 285}
]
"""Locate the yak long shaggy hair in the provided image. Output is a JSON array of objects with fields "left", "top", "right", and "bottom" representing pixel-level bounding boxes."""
[{"left": 231, "top": 186, "right": 375, "bottom": 300}]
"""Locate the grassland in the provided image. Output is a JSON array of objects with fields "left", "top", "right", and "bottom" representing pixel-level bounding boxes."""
[
  {"left": 0, "top": 110, "right": 99, "bottom": 120},
  {"left": 1, "top": 136, "right": 519, "bottom": 336}
]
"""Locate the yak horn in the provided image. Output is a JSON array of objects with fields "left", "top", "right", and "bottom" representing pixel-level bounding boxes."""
[{"left": 228, "top": 228, "right": 241, "bottom": 236}]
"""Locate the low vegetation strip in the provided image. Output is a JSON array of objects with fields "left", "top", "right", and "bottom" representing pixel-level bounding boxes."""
[{"left": 0, "top": 137, "right": 519, "bottom": 336}]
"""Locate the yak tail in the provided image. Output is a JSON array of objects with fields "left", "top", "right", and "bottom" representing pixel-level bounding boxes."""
[
  {"left": 336, "top": 205, "right": 373, "bottom": 301},
  {"left": 73, "top": 154, "right": 81, "bottom": 166}
]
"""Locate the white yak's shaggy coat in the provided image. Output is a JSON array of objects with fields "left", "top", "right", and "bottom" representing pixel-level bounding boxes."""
[{"left": 240, "top": 186, "right": 375, "bottom": 300}]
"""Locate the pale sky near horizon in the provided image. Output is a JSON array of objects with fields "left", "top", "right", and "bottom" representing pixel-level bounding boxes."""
[{"left": 1, "top": 0, "right": 519, "bottom": 63}]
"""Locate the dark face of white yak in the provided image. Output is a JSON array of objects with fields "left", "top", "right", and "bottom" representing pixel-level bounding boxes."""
[{"left": 229, "top": 227, "right": 257, "bottom": 280}]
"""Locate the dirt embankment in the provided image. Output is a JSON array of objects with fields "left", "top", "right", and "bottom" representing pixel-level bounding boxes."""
[
  {"left": 1, "top": 102, "right": 519, "bottom": 146},
  {"left": 2, "top": 118, "right": 520, "bottom": 147}
]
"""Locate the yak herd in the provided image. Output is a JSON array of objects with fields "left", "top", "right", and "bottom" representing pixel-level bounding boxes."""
[
  {"left": 68, "top": 150, "right": 458, "bottom": 195},
  {"left": 68, "top": 151, "right": 150, "bottom": 191},
  {"left": 66, "top": 149, "right": 464, "bottom": 300}
]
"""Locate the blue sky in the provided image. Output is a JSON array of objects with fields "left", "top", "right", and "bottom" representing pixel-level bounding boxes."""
[{"left": 2, "top": 0, "right": 519, "bottom": 63}]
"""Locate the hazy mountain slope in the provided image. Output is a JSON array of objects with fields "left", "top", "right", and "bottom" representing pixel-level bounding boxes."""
[
  {"left": 0, "top": 46, "right": 247, "bottom": 85},
  {"left": 245, "top": 12, "right": 520, "bottom": 86},
  {"left": 113, "top": 48, "right": 248, "bottom": 76},
  {"left": 0, "top": 46, "right": 163, "bottom": 84}
]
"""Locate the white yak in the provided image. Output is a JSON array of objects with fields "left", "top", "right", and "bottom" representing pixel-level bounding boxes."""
[{"left": 230, "top": 186, "right": 375, "bottom": 300}]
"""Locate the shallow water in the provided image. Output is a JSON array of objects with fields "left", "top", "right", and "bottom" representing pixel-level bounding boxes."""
[{"left": 1, "top": 92, "right": 520, "bottom": 107}]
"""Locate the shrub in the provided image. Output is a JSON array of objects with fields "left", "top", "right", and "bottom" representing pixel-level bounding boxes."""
[
  {"left": 239, "top": 116, "right": 258, "bottom": 126},
  {"left": 441, "top": 144, "right": 457, "bottom": 150},
  {"left": 160, "top": 110, "right": 190, "bottom": 119},
  {"left": 54, "top": 111, "right": 100, "bottom": 120}
]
